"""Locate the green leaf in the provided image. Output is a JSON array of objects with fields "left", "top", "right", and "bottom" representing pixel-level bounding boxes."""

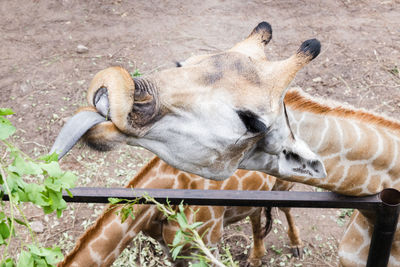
[
  {"left": 42, "top": 247, "right": 63, "bottom": 265},
  {"left": 59, "top": 172, "right": 77, "bottom": 188},
  {"left": 171, "top": 244, "right": 184, "bottom": 260},
  {"left": 44, "top": 177, "right": 61, "bottom": 191},
  {"left": 108, "top": 198, "right": 123, "bottom": 204},
  {"left": 13, "top": 218, "right": 27, "bottom": 227},
  {"left": 172, "top": 230, "right": 183, "bottom": 246},
  {"left": 11, "top": 156, "right": 42, "bottom": 175},
  {"left": 32, "top": 258, "right": 46, "bottom": 267},
  {"left": 23, "top": 183, "right": 47, "bottom": 206},
  {"left": 189, "top": 221, "right": 203, "bottom": 230},
  {"left": 130, "top": 69, "right": 142, "bottom": 78},
  {"left": 0, "top": 257, "right": 15, "bottom": 267},
  {"left": 0, "top": 109, "right": 14, "bottom": 116},
  {"left": 4, "top": 172, "right": 24, "bottom": 192},
  {"left": 0, "top": 123, "right": 15, "bottom": 140},
  {"left": 65, "top": 188, "right": 73, "bottom": 198},
  {"left": 0, "top": 212, "right": 6, "bottom": 221},
  {"left": 191, "top": 262, "right": 208, "bottom": 267},
  {"left": 16, "top": 250, "right": 34, "bottom": 267},
  {"left": 176, "top": 212, "right": 188, "bottom": 229},
  {"left": 27, "top": 244, "right": 63, "bottom": 265},
  {"left": 0, "top": 222, "right": 11, "bottom": 240},
  {"left": 38, "top": 152, "right": 59, "bottom": 163},
  {"left": 40, "top": 162, "right": 63, "bottom": 177}
]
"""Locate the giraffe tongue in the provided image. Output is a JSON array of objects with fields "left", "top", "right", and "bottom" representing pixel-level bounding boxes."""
[{"left": 50, "top": 111, "right": 106, "bottom": 159}]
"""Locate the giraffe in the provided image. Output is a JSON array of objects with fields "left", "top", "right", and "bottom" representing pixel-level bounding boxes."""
[
  {"left": 48, "top": 21, "right": 400, "bottom": 266},
  {"left": 238, "top": 88, "right": 400, "bottom": 266},
  {"left": 63, "top": 87, "right": 400, "bottom": 267},
  {"left": 50, "top": 21, "right": 326, "bottom": 182},
  {"left": 58, "top": 156, "right": 301, "bottom": 267}
]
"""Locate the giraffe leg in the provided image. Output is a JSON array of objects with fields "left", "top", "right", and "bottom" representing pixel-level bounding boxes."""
[
  {"left": 272, "top": 179, "right": 303, "bottom": 257},
  {"left": 279, "top": 207, "right": 303, "bottom": 257},
  {"left": 247, "top": 208, "right": 267, "bottom": 267}
]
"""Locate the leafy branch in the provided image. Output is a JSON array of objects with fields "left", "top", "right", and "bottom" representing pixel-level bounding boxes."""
[
  {"left": 0, "top": 108, "right": 77, "bottom": 266},
  {"left": 110, "top": 194, "right": 238, "bottom": 267}
]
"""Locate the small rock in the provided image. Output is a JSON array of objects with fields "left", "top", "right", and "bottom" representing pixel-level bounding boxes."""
[
  {"left": 312, "top": 77, "right": 322, "bottom": 83},
  {"left": 76, "top": 44, "right": 89, "bottom": 54},
  {"left": 31, "top": 221, "right": 44, "bottom": 233}
]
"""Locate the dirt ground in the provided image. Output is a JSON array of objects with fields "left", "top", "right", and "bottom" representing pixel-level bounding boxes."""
[{"left": 1, "top": 0, "right": 399, "bottom": 266}]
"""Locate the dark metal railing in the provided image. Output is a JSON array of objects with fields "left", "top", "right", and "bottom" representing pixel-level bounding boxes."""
[{"left": 3, "top": 187, "right": 400, "bottom": 266}]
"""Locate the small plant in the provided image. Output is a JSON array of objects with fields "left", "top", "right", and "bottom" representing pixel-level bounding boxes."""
[
  {"left": 130, "top": 69, "right": 142, "bottom": 78},
  {"left": 336, "top": 209, "right": 353, "bottom": 227},
  {"left": 0, "top": 108, "right": 77, "bottom": 266},
  {"left": 109, "top": 194, "right": 237, "bottom": 267}
]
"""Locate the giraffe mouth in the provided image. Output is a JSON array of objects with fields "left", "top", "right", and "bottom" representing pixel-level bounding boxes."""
[{"left": 50, "top": 89, "right": 111, "bottom": 159}]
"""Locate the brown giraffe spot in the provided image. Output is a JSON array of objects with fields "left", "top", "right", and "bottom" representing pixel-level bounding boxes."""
[
  {"left": 316, "top": 118, "right": 342, "bottom": 155},
  {"left": 150, "top": 178, "right": 175, "bottom": 189},
  {"left": 209, "top": 219, "right": 223, "bottom": 244},
  {"left": 194, "top": 206, "right": 212, "bottom": 222},
  {"left": 323, "top": 156, "right": 341, "bottom": 173},
  {"left": 162, "top": 223, "right": 179, "bottom": 245},
  {"left": 221, "top": 176, "right": 239, "bottom": 190},
  {"left": 177, "top": 172, "right": 192, "bottom": 186},
  {"left": 390, "top": 240, "right": 400, "bottom": 263},
  {"left": 340, "top": 212, "right": 371, "bottom": 254},
  {"left": 367, "top": 175, "right": 383, "bottom": 193},
  {"left": 393, "top": 181, "right": 400, "bottom": 190},
  {"left": 346, "top": 124, "right": 378, "bottom": 161},
  {"left": 372, "top": 130, "right": 395, "bottom": 171},
  {"left": 344, "top": 187, "right": 363, "bottom": 195},
  {"left": 297, "top": 114, "right": 324, "bottom": 149},
  {"left": 242, "top": 171, "right": 264, "bottom": 190},
  {"left": 359, "top": 245, "right": 370, "bottom": 264},
  {"left": 388, "top": 140, "right": 400, "bottom": 182},
  {"left": 340, "top": 164, "right": 369, "bottom": 190},
  {"left": 73, "top": 254, "right": 98, "bottom": 267},
  {"left": 198, "top": 220, "right": 215, "bottom": 236},
  {"left": 340, "top": 226, "right": 365, "bottom": 254},
  {"left": 324, "top": 157, "right": 343, "bottom": 184},
  {"left": 341, "top": 119, "right": 359, "bottom": 150}
]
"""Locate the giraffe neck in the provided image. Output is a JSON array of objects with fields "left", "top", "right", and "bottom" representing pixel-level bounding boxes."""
[
  {"left": 284, "top": 89, "right": 400, "bottom": 196},
  {"left": 59, "top": 158, "right": 162, "bottom": 266}
]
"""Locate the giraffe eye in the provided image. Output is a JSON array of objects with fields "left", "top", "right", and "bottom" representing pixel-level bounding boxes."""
[{"left": 236, "top": 110, "right": 267, "bottom": 133}]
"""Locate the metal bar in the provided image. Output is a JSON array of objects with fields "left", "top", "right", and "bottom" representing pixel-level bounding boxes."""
[
  {"left": 367, "top": 189, "right": 400, "bottom": 267},
  {"left": 59, "top": 187, "right": 381, "bottom": 209},
  {"left": 2, "top": 187, "right": 399, "bottom": 266}
]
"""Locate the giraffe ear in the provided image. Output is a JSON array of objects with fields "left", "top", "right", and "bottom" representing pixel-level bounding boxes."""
[
  {"left": 230, "top": 21, "right": 272, "bottom": 60},
  {"left": 248, "top": 22, "right": 273, "bottom": 45}
]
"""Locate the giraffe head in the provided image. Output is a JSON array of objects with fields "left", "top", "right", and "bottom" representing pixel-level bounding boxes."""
[{"left": 51, "top": 22, "right": 326, "bottom": 180}]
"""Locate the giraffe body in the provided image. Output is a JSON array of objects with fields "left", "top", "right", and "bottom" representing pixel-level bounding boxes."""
[
  {"left": 59, "top": 157, "right": 301, "bottom": 267},
  {"left": 284, "top": 89, "right": 400, "bottom": 266}
]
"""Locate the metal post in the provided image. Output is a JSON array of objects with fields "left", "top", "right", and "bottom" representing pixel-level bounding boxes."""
[{"left": 367, "top": 188, "right": 400, "bottom": 267}]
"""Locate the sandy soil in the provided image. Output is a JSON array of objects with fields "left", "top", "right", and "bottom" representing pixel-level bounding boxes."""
[{"left": 1, "top": 0, "right": 399, "bottom": 266}]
